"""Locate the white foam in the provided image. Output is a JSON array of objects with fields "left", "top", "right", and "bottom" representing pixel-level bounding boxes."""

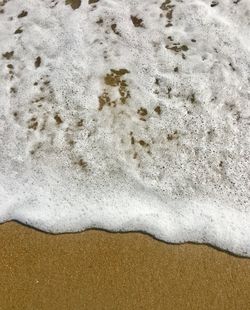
[{"left": 0, "top": 0, "right": 250, "bottom": 256}]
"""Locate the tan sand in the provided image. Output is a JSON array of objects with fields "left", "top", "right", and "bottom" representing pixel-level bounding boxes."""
[{"left": 0, "top": 221, "right": 250, "bottom": 310}]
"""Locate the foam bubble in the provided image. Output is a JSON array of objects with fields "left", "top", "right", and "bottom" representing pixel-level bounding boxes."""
[{"left": 0, "top": 0, "right": 249, "bottom": 256}]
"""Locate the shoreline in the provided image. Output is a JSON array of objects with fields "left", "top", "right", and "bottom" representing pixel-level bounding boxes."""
[
  {"left": 8, "top": 220, "right": 250, "bottom": 259},
  {"left": 1, "top": 221, "right": 250, "bottom": 309}
]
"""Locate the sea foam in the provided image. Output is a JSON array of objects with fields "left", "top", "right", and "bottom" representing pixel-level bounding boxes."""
[{"left": 0, "top": 0, "right": 249, "bottom": 256}]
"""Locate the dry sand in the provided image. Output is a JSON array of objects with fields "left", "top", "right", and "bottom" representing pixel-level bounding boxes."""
[{"left": 1, "top": 221, "right": 250, "bottom": 310}]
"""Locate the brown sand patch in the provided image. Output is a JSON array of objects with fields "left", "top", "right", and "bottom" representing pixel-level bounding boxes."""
[
  {"left": 65, "top": 0, "right": 81, "bottom": 10},
  {"left": 0, "top": 222, "right": 250, "bottom": 310}
]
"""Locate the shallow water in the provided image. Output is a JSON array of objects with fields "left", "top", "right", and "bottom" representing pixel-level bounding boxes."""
[{"left": 0, "top": 0, "right": 249, "bottom": 256}]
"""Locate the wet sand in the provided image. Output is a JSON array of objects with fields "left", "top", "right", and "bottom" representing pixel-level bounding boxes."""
[{"left": 1, "top": 222, "right": 250, "bottom": 310}]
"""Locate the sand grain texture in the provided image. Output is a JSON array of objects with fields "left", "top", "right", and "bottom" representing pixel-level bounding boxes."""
[{"left": 1, "top": 222, "right": 250, "bottom": 310}]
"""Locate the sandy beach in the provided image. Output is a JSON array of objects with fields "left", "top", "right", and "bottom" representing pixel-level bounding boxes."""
[
  {"left": 1, "top": 222, "right": 250, "bottom": 310},
  {"left": 1, "top": 1, "right": 250, "bottom": 309}
]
